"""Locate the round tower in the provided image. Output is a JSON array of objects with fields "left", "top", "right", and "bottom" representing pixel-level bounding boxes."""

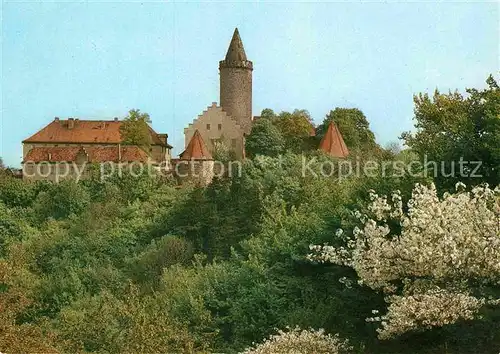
[{"left": 219, "top": 28, "right": 253, "bottom": 135}]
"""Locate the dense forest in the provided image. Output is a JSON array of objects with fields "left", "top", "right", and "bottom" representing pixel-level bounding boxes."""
[{"left": 0, "top": 77, "right": 499, "bottom": 353}]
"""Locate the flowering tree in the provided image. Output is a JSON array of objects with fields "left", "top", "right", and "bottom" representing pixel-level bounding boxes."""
[
  {"left": 309, "top": 183, "right": 500, "bottom": 339},
  {"left": 242, "top": 327, "right": 351, "bottom": 354}
]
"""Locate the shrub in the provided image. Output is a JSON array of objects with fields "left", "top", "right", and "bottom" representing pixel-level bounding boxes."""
[
  {"left": 242, "top": 327, "right": 351, "bottom": 354},
  {"left": 310, "top": 183, "right": 500, "bottom": 339}
]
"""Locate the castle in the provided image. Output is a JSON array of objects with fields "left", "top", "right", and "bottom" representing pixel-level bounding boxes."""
[
  {"left": 182, "top": 28, "right": 253, "bottom": 160},
  {"left": 21, "top": 28, "right": 347, "bottom": 183}
]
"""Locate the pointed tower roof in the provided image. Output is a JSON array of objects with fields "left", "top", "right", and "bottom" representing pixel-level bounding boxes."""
[
  {"left": 319, "top": 122, "right": 349, "bottom": 158},
  {"left": 180, "top": 130, "right": 213, "bottom": 160},
  {"left": 220, "top": 28, "right": 253, "bottom": 70},
  {"left": 225, "top": 28, "right": 247, "bottom": 61}
]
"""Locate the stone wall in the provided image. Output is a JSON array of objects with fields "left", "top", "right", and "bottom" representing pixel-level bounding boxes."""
[
  {"left": 173, "top": 159, "right": 215, "bottom": 186},
  {"left": 219, "top": 65, "right": 253, "bottom": 135},
  {"left": 184, "top": 103, "right": 245, "bottom": 159}
]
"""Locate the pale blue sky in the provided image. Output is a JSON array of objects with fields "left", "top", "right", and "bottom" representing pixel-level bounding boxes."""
[{"left": 1, "top": 1, "right": 498, "bottom": 166}]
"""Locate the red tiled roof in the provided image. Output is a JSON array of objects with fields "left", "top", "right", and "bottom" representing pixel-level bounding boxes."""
[
  {"left": 179, "top": 130, "right": 212, "bottom": 160},
  {"left": 23, "top": 119, "right": 169, "bottom": 147},
  {"left": 23, "top": 146, "right": 150, "bottom": 163},
  {"left": 319, "top": 121, "right": 349, "bottom": 158},
  {"left": 89, "top": 146, "right": 150, "bottom": 162}
]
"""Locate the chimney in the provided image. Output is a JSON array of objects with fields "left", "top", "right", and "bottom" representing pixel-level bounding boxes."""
[
  {"left": 158, "top": 133, "right": 169, "bottom": 146},
  {"left": 68, "top": 118, "right": 75, "bottom": 129},
  {"left": 114, "top": 117, "right": 119, "bottom": 122},
  {"left": 54, "top": 117, "right": 60, "bottom": 121}
]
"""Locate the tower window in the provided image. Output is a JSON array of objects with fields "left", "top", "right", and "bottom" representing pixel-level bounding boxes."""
[
  {"left": 206, "top": 124, "right": 211, "bottom": 130},
  {"left": 231, "top": 139, "right": 237, "bottom": 148},
  {"left": 218, "top": 124, "right": 222, "bottom": 131}
]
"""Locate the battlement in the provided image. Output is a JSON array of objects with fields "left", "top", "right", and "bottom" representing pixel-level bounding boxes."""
[{"left": 219, "top": 60, "right": 253, "bottom": 70}]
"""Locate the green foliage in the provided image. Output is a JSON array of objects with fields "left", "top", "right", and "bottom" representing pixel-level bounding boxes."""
[
  {"left": 55, "top": 285, "right": 205, "bottom": 353},
  {"left": 0, "top": 176, "right": 40, "bottom": 208},
  {"left": 119, "top": 109, "right": 153, "bottom": 149},
  {"left": 317, "top": 108, "right": 380, "bottom": 155},
  {"left": 130, "top": 235, "right": 194, "bottom": 286},
  {"left": 256, "top": 109, "right": 315, "bottom": 154},
  {"left": 211, "top": 137, "right": 237, "bottom": 162},
  {"left": 0, "top": 202, "right": 38, "bottom": 257},
  {"left": 402, "top": 75, "right": 500, "bottom": 190},
  {"left": 260, "top": 108, "right": 276, "bottom": 119},
  {"left": 0, "top": 156, "right": 489, "bottom": 353},
  {"left": 165, "top": 172, "right": 263, "bottom": 260},
  {"left": 33, "top": 180, "right": 90, "bottom": 220},
  {"left": 0, "top": 78, "right": 497, "bottom": 353},
  {"left": 246, "top": 117, "right": 285, "bottom": 157},
  {"left": 274, "top": 109, "right": 315, "bottom": 153},
  {"left": 0, "top": 259, "right": 59, "bottom": 353}
]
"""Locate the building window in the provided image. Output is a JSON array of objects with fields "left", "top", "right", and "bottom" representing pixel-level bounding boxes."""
[
  {"left": 231, "top": 138, "right": 237, "bottom": 148},
  {"left": 218, "top": 124, "right": 222, "bottom": 131},
  {"left": 206, "top": 124, "right": 211, "bottom": 130}
]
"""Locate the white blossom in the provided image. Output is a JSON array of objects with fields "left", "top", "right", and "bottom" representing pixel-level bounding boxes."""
[
  {"left": 241, "top": 327, "right": 352, "bottom": 354},
  {"left": 309, "top": 183, "right": 500, "bottom": 339},
  {"left": 377, "top": 289, "right": 484, "bottom": 340}
]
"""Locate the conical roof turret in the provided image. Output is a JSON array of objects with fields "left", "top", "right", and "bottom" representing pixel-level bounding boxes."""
[
  {"left": 225, "top": 28, "right": 247, "bottom": 61},
  {"left": 319, "top": 122, "right": 349, "bottom": 158},
  {"left": 219, "top": 28, "right": 253, "bottom": 70},
  {"left": 180, "top": 130, "right": 213, "bottom": 160}
]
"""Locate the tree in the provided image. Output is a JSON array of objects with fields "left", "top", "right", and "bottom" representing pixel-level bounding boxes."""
[
  {"left": 402, "top": 75, "right": 500, "bottom": 190},
  {"left": 55, "top": 285, "right": 204, "bottom": 353},
  {"left": 273, "top": 109, "right": 315, "bottom": 152},
  {"left": 310, "top": 183, "right": 500, "bottom": 342},
  {"left": 242, "top": 327, "right": 351, "bottom": 354},
  {"left": 119, "top": 109, "right": 152, "bottom": 149},
  {"left": 245, "top": 118, "right": 285, "bottom": 157},
  {"left": 131, "top": 235, "right": 194, "bottom": 286},
  {"left": 34, "top": 180, "right": 90, "bottom": 220},
  {"left": 212, "top": 136, "right": 236, "bottom": 162},
  {"left": 252, "top": 109, "right": 315, "bottom": 154},
  {"left": 0, "top": 176, "right": 39, "bottom": 208},
  {"left": 0, "top": 157, "right": 7, "bottom": 178},
  {"left": 385, "top": 141, "right": 402, "bottom": 155},
  {"left": 260, "top": 108, "right": 277, "bottom": 120},
  {"left": 316, "top": 108, "right": 379, "bottom": 155},
  {"left": 0, "top": 260, "right": 58, "bottom": 353}
]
